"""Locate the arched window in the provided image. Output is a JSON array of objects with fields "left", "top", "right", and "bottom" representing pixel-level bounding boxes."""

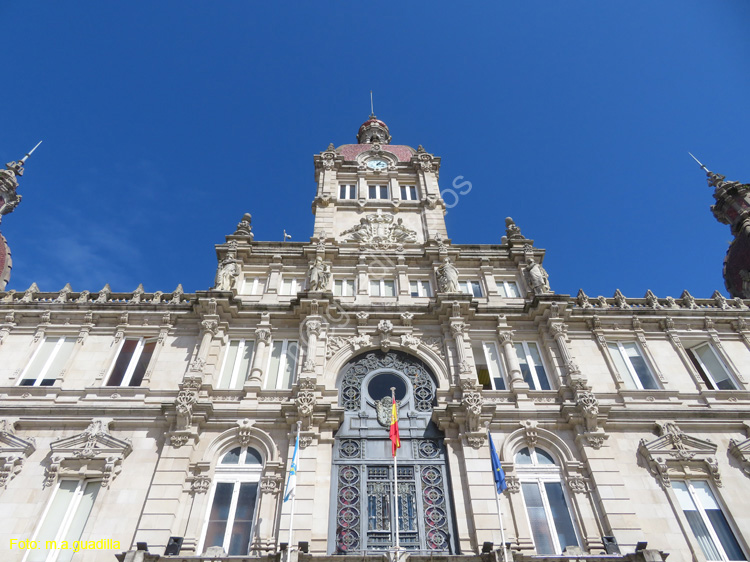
[
  {"left": 332, "top": 351, "right": 455, "bottom": 554},
  {"left": 515, "top": 446, "right": 580, "bottom": 555},
  {"left": 200, "top": 446, "right": 263, "bottom": 555}
]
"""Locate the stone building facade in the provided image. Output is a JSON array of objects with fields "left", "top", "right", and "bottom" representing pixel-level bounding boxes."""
[{"left": 0, "top": 117, "right": 749, "bottom": 562}]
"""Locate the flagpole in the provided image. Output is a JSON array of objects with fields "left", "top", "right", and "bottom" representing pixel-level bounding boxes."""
[
  {"left": 391, "top": 387, "right": 400, "bottom": 552},
  {"left": 488, "top": 427, "right": 508, "bottom": 562},
  {"left": 288, "top": 421, "right": 301, "bottom": 549}
]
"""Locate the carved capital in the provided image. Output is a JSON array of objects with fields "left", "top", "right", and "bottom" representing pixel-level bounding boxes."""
[{"left": 254, "top": 328, "right": 271, "bottom": 343}]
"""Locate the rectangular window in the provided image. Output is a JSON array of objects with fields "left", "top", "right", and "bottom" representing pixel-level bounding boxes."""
[
  {"left": 607, "top": 341, "right": 658, "bottom": 390},
  {"left": 27, "top": 479, "right": 101, "bottom": 562},
  {"left": 369, "top": 279, "right": 396, "bottom": 297},
  {"left": 400, "top": 185, "right": 418, "bottom": 200},
  {"left": 459, "top": 280, "right": 483, "bottom": 297},
  {"left": 333, "top": 279, "right": 356, "bottom": 297},
  {"left": 339, "top": 184, "right": 357, "bottom": 199},
  {"left": 204, "top": 481, "right": 259, "bottom": 556},
  {"left": 280, "top": 278, "right": 302, "bottom": 295},
  {"left": 688, "top": 343, "right": 738, "bottom": 391},
  {"left": 521, "top": 481, "right": 579, "bottom": 555},
  {"left": 474, "top": 341, "right": 506, "bottom": 390},
  {"left": 106, "top": 337, "right": 156, "bottom": 387},
  {"left": 409, "top": 280, "right": 432, "bottom": 298},
  {"left": 217, "top": 340, "right": 255, "bottom": 390},
  {"left": 497, "top": 280, "right": 521, "bottom": 298},
  {"left": 18, "top": 337, "right": 75, "bottom": 387},
  {"left": 515, "top": 342, "right": 551, "bottom": 390},
  {"left": 672, "top": 480, "right": 746, "bottom": 562},
  {"left": 242, "top": 277, "right": 264, "bottom": 295},
  {"left": 368, "top": 185, "right": 389, "bottom": 200},
  {"left": 265, "top": 340, "right": 298, "bottom": 389}
]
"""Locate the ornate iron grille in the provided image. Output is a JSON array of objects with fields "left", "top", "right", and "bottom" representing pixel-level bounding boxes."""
[
  {"left": 335, "top": 463, "right": 452, "bottom": 553},
  {"left": 339, "top": 351, "right": 436, "bottom": 411}
]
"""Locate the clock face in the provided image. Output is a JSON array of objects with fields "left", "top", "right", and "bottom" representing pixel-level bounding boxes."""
[{"left": 367, "top": 159, "right": 388, "bottom": 171}]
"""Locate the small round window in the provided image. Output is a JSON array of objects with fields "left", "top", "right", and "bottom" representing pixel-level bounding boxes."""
[{"left": 367, "top": 373, "right": 407, "bottom": 401}]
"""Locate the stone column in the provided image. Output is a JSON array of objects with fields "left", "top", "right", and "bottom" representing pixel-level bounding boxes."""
[
  {"left": 302, "top": 320, "right": 322, "bottom": 373},
  {"left": 498, "top": 331, "right": 523, "bottom": 385},
  {"left": 450, "top": 320, "right": 472, "bottom": 375},
  {"left": 249, "top": 327, "right": 271, "bottom": 383},
  {"left": 549, "top": 322, "right": 583, "bottom": 384}
]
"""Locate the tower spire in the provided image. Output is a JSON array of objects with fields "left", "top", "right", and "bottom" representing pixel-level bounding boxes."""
[{"left": 370, "top": 91, "right": 375, "bottom": 119}]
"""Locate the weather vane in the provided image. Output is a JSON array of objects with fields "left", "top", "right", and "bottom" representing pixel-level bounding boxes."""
[{"left": 370, "top": 91, "right": 374, "bottom": 118}]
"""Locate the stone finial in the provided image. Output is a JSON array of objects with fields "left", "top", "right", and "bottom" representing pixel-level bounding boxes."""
[
  {"left": 576, "top": 289, "right": 592, "bottom": 308},
  {"left": 95, "top": 284, "right": 111, "bottom": 304},
  {"left": 681, "top": 290, "right": 698, "bottom": 310},
  {"left": 712, "top": 290, "right": 729, "bottom": 310},
  {"left": 645, "top": 290, "right": 662, "bottom": 309},
  {"left": 130, "top": 284, "right": 145, "bottom": 304},
  {"left": 613, "top": 289, "right": 630, "bottom": 309},
  {"left": 20, "top": 282, "right": 39, "bottom": 303},
  {"left": 171, "top": 284, "right": 184, "bottom": 304},
  {"left": 234, "top": 213, "right": 254, "bottom": 238},
  {"left": 505, "top": 217, "right": 524, "bottom": 240},
  {"left": 55, "top": 284, "right": 73, "bottom": 303}
]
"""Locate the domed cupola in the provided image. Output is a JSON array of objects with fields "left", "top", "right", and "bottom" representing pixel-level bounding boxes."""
[{"left": 357, "top": 114, "right": 392, "bottom": 145}]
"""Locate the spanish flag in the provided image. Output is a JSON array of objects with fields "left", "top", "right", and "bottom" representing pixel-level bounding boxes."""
[{"left": 390, "top": 397, "right": 400, "bottom": 456}]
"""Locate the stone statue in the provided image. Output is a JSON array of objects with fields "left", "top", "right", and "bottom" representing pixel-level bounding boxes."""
[
  {"left": 341, "top": 218, "right": 371, "bottom": 242},
  {"left": 389, "top": 218, "right": 416, "bottom": 243},
  {"left": 524, "top": 258, "right": 551, "bottom": 295},
  {"left": 214, "top": 256, "right": 240, "bottom": 291},
  {"left": 436, "top": 257, "right": 460, "bottom": 293},
  {"left": 307, "top": 257, "right": 331, "bottom": 291}
]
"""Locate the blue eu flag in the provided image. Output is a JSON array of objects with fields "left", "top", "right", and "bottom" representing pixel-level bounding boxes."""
[{"left": 489, "top": 434, "right": 507, "bottom": 493}]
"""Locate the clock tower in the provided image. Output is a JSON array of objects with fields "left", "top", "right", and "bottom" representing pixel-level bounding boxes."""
[{"left": 312, "top": 115, "right": 448, "bottom": 249}]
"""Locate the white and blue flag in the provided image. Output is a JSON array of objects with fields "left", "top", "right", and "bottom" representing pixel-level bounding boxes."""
[{"left": 283, "top": 432, "right": 299, "bottom": 503}]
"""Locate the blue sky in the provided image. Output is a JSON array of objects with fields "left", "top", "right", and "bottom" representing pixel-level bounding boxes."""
[{"left": 1, "top": 2, "right": 748, "bottom": 299}]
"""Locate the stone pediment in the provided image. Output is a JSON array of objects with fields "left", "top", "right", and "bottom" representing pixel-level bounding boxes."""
[
  {"left": 0, "top": 420, "right": 36, "bottom": 489},
  {"left": 638, "top": 422, "right": 720, "bottom": 487},
  {"left": 46, "top": 420, "right": 132, "bottom": 488}
]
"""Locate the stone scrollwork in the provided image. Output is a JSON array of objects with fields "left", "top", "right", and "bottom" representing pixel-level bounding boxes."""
[
  {"left": 729, "top": 437, "right": 750, "bottom": 477},
  {"left": 400, "top": 333, "right": 420, "bottom": 351},
  {"left": 505, "top": 475, "right": 520, "bottom": 494},
  {"left": 461, "top": 390, "right": 483, "bottom": 433},
  {"left": 237, "top": 418, "right": 253, "bottom": 447},
  {"left": 326, "top": 335, "right": 348, "bottom": 359},
  {"left": 0, "top": 420, "right": 36, "bottom": 488},
  {"left": 575, "top": 389, "right": 599, "bottom": 433},
  {"left": 295, "top": 377, "right": 317, "bottom": 431},
  {"left": 260, "top": 475, "right": 282, "bottom": 495},
  {"left": 520, "top": 420, "right": 538, "bottom": 448},
  {"left": 566, "top": 475, "right": 589, "bottom": 494},
  {"left": 176, "top": 378, "right": 201, "bottom": 430},
  {"left": 340, "top": 209, "right": 417, "bottom": 249}
]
